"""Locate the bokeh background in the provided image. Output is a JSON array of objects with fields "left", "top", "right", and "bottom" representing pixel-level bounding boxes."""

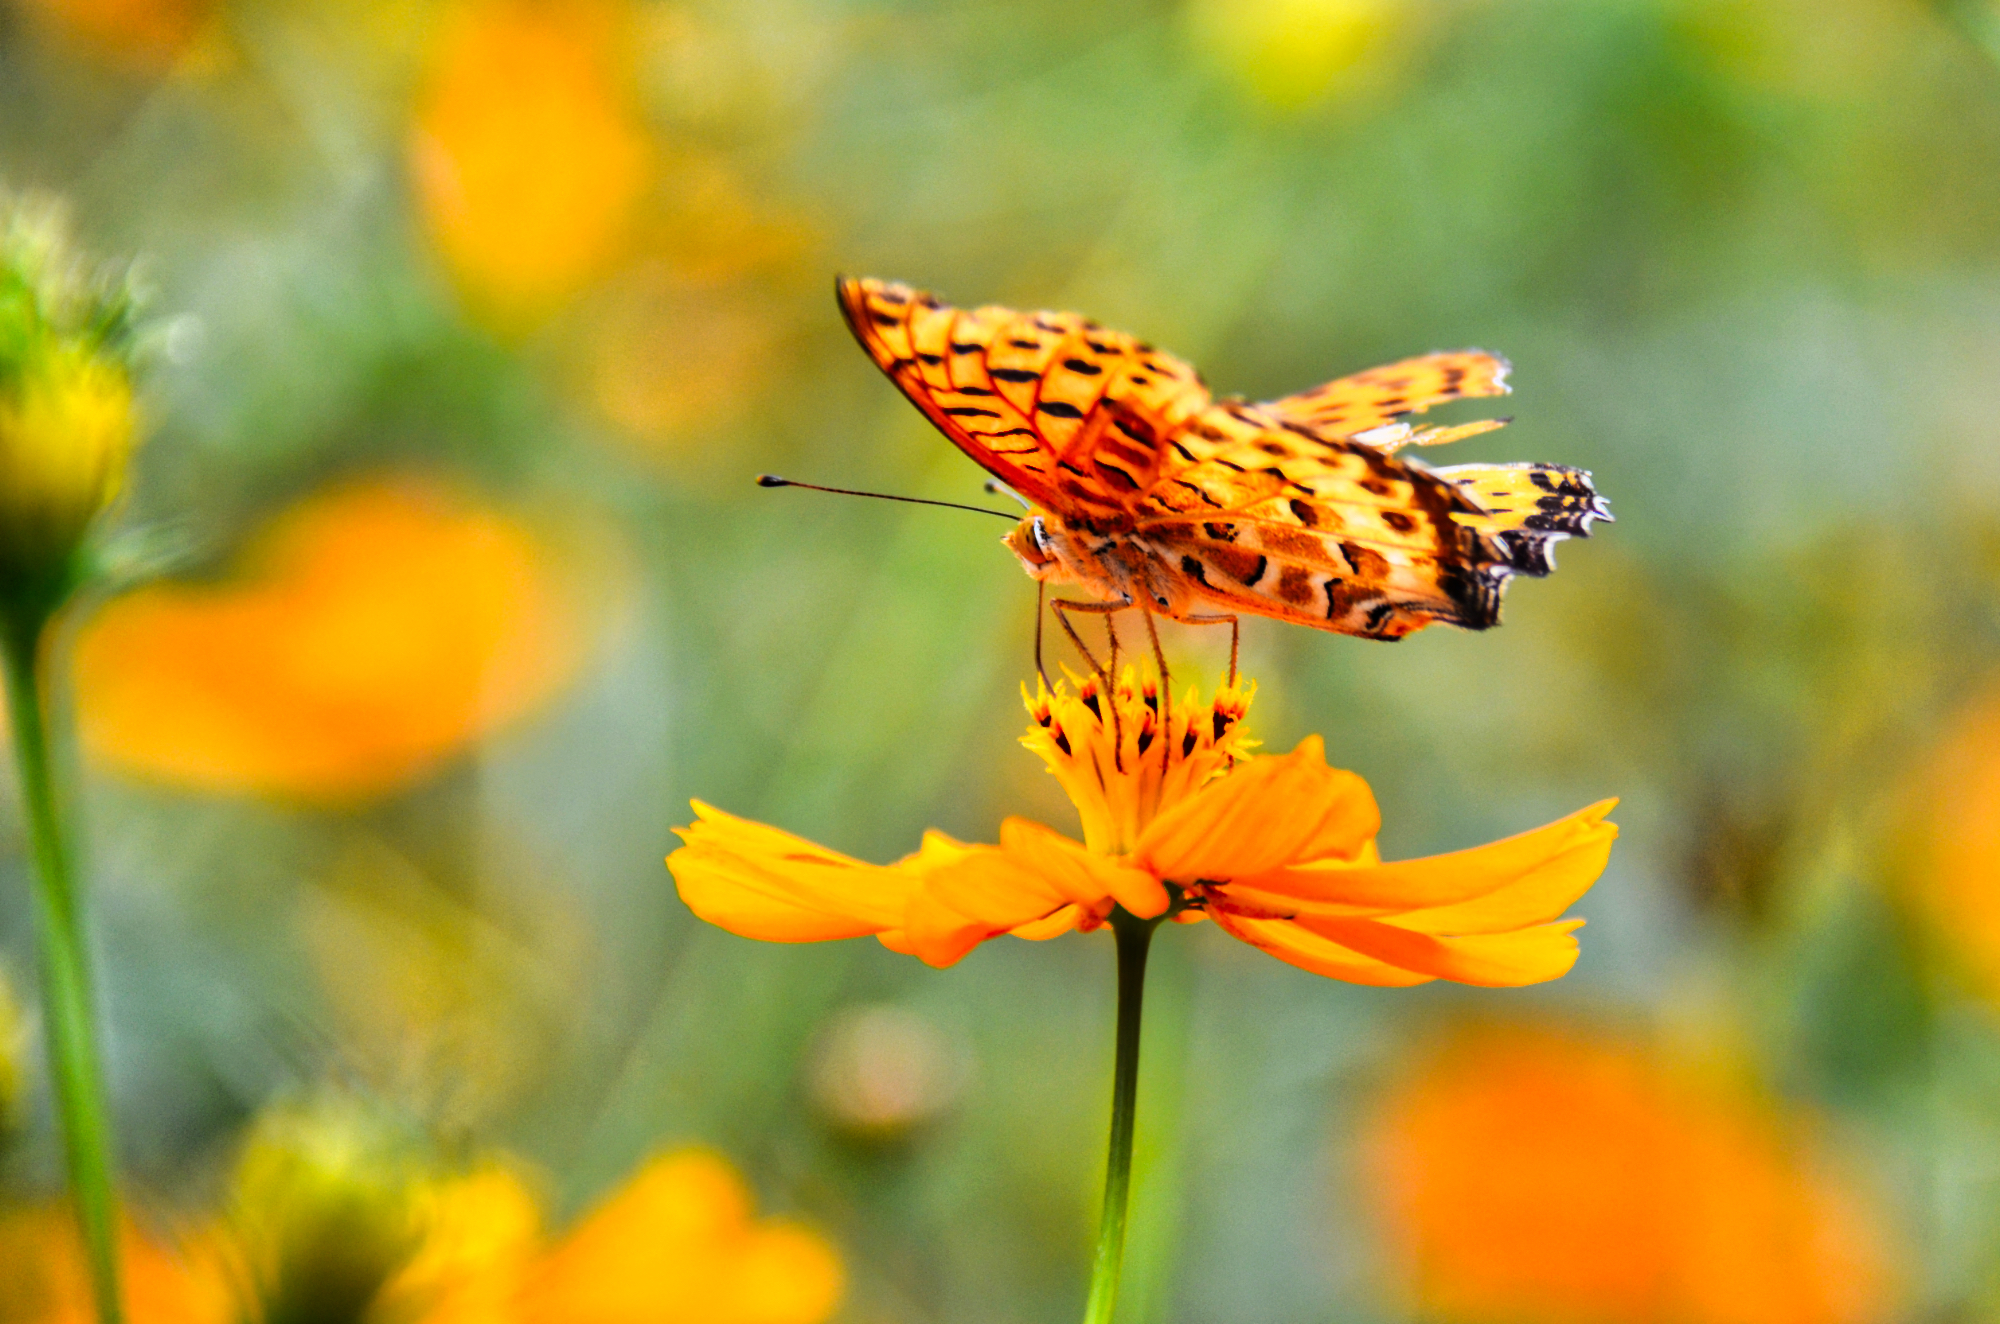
[{"left": 4, "top": 0, "right": 2000, "bottom": 1319}]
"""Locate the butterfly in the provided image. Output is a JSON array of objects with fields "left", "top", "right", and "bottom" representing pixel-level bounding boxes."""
[{"left": 836, "top": 276, "right": 1608, "bottom": 669}]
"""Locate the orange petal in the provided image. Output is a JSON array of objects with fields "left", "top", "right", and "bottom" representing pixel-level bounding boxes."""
[
  {"left": 998, "top": 818, "right": 1170, "bottom": 918},
  {"left": 1010, "top": 903, "right": 1085, "bottom": 940},
  {"left": 1237, "top": 800, "right": 1617, "bottom": 912},
  {"left": 898, "top": 830, "right": 1089, "bottom": 967},
  {"left": 1392, "top": 819, "right": 1617, "bottom": 934},
  {"left": 1208, "top": 907, "right": 1434, "bottom": 987},
  {"left": 1285, "top": 914, "right": 1586, "bottom": 986},
  {"left": 1133, "top": 736, "right": 1380, "bottom": 881},
  {"left": 668, "top": 802, "right": 918, "bottom": 942}
]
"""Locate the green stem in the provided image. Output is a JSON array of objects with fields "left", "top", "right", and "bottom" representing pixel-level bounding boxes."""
[
  {"left": 3, "top": 610, "right": 123, "bottom": 1324},
  {"left": 1083, "top": 908, "right": 1157, "bottom": 1324}
]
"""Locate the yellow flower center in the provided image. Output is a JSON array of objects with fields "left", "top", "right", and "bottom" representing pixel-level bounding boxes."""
[{"left": 1021, "top": 665, "right": 1255, "bottom": 856}]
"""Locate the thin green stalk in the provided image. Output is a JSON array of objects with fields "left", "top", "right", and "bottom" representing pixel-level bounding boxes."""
[
  {"left": 1083, "top": 907, "right": 1158, "bottom": 1324},
  {"left": 3, "top": 611, "right": 123, "bottom": 1324}
]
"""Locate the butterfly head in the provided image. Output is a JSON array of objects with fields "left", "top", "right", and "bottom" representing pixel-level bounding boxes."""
[{"left": 1004, "top": 513, "right": 1061, "bottom": 577}]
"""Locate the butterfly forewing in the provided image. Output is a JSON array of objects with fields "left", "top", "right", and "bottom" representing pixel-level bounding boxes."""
[{"left": 838, "top": 277, "right": 1212, "bottom": 523}]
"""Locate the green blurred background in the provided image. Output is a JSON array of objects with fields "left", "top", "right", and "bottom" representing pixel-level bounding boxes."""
[{"left": 6, "top": 0, "right": 2000, "bottom": 1319}]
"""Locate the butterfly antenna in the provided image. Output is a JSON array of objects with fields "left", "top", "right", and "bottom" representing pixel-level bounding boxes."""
[
  {"left": 756, "top": 475, "right": 1018, "bottom": 520},
  {"left": 983, "top": 479, "right": 1032, "bottom": 512}
]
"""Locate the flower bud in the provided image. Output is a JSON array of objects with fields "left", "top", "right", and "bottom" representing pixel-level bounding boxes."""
[
  {"left": 228, "top": 1099, "right": 427, "bottom": 1320},
  {"left": 0, "top": 195, "right": 138, "bottom": 615}
]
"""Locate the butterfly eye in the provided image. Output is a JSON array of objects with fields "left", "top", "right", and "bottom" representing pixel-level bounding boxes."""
[{"left": 1031, "top": 517, "right": 1052, "bottom": 555}]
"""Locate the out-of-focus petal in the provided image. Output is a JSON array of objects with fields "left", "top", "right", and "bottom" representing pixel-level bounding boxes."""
[
  {"left": 1207, "top": 908, "right": 1434, "bottom": 987},
  {"left": 1239, "top": 800, "right": 1617, "bottom": 912},
  {"left": 520, "top": 1149, "right": 841, "bottom": 1323},
  {"left": 74, "top": 478, "right": 598, "bottom": 803},
  {"left": 722, "top": 1221, "right": 848, "bottom": 1324},
  {"left": 669, "top": 802, "right": 919, "bottom": 941},
  {"left": 1362, "top": 1026, "right": 1903, "bottom": 1324},
  {"left": 0, "top": 1206, "right": 237, "bottom": 1322},
  {"left": 411, "top": 0, "right": 651, "bottom": 328},
  {"left": 1134, "top": 736, "right": 1379, "bottom": 880}
]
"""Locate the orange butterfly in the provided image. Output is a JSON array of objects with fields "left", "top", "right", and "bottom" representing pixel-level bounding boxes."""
[{"left": 837, "top": 276, "right": 1608, "bottom": 670}]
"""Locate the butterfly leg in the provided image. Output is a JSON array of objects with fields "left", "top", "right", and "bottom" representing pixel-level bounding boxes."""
[
  {"left": 1052, "top": 597, "right": 1130, "bottom": 768},
  {"left": 1140, "top": 607, "right": 1173, "bottom": 777},
  {"left": 1180, "top": 613, "right": 1240, "bottom": 688},
  {"left": 1034, "top": 581, "right": 1048, "bottom": 688}
]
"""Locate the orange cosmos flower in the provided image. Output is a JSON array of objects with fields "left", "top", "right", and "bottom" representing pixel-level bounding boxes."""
[
  {"left": 1361, "top": 1023, "right": 1901, "bottom": 1324},
  {"left": 670, "top": 665, "right": 1616, "bottom": 986},
  {"left": 72, "top": 477, "right": 591, "bottom": 803}
]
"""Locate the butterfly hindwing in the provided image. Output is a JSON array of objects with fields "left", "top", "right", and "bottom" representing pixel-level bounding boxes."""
[
  {"left": 1131, "top": 402, "right": 1509, "bottom": 635},
  {"left": 1433, "top": 462, "right": 1612, "bottom": 576},
  {"left": 1268, "top": 350, "right": 1512, "bottom": 443}
]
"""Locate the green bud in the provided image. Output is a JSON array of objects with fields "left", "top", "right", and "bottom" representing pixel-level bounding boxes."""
[
  {"left": 0, "top": 194, "right": 138, "bottom": 620},
  {"left": 229, "top": 1099, "right": 428, "bottom": 1324}
]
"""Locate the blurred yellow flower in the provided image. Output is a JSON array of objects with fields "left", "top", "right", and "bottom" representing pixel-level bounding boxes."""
[
  {"left": 73, "top": 477, "right": 590, "bottom": 802},
  {"left": 0, "top": 198, "right": 138, "bottom": 614},
  {"left": 1361, "top": 1023, "right": 1900, "bottom": 1324},
  {"left": 411, "top": 0, "right": 652, "bottom": 329},
  {"left": 670, "top": 665, "right": 1616, "bottom": 985},
  {"left": 1184, "top": 0, "right": 1424, "bottom": 111}
]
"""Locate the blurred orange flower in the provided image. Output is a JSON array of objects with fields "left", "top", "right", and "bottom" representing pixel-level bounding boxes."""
[
  {"left": 0, "top": 1207, "right": 234, "bottom": 1323},
  {"left": 404, "top": 1151, "right": 844, "bottom": 1324},
  {"left": 1907, "top": 678, "right": 2000, "bottom": 1003},
  {"left": 412, "top": 0, "right": 652, "bottom": 329},
  {"left": 73, "top": 477, "right": 590, "bottom": 803},
  {"left": 22, "top": 0, "right": 214, "bottom": 69},
  {"left": 670, "top": 664, "right": 1616, "bottom": 985},
  {"left": 1361, "top": 1024, "right": 1900, "bottom": 1324}
]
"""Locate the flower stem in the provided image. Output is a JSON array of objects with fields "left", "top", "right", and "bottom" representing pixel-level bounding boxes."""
[
  {"left": 2, "top": 610, "right": 123, "bottom": 1324},
  {"left": 1084, "top": 908, "right": 1157, "bottom": 1324}
]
